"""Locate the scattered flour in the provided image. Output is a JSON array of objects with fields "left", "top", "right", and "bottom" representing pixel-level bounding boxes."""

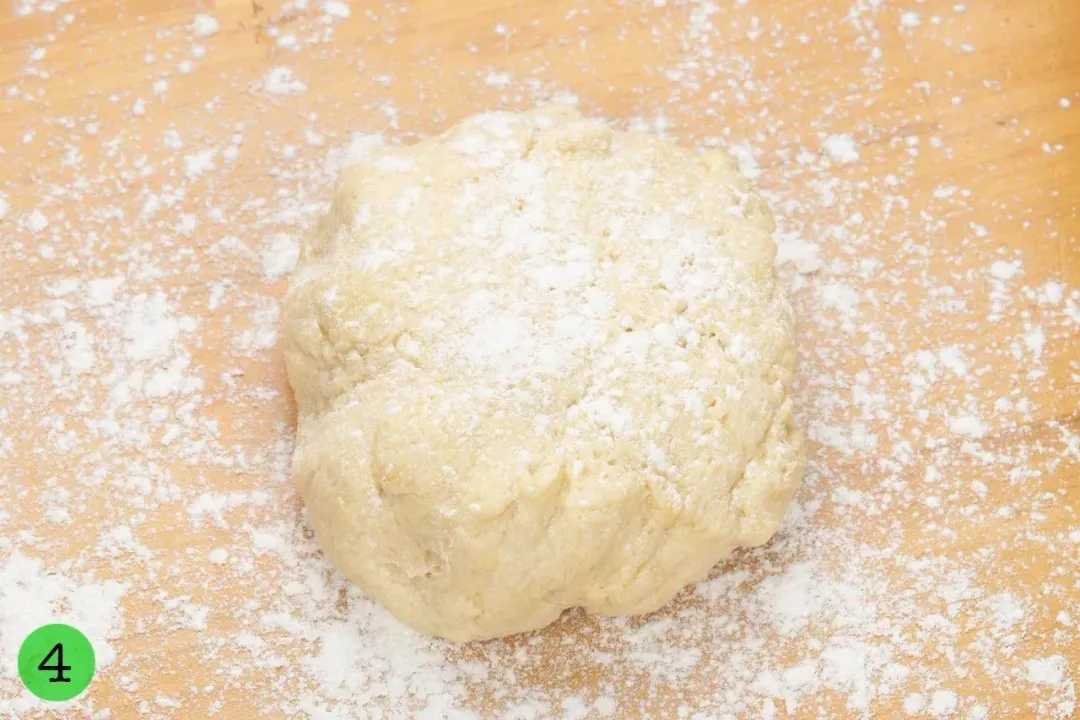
[
  {"left": 262, "top": 234, "right": 300, "bottom": 280},
  {"left": 262, "top": 66, "right": 307, "bottom": 96},
  {"left": 322, "top": 1, "right": 350, "bottom": 19},
  {"left": 0, "top": 553, "right": 126, "bottom": 714},
  {"left": 823, "top": 134, "right": 860, "bottom": 164},
  {"left": 900, "top": 11, "right": 922, "bottom": 28},
  {"left": 929, "top": 689, "right": 957, "bottom": 716},
  {"left": 1, "top": 1, "right": 1077, "bottom": 718},
  {"left": 191, "top": 13, "right": 219, "bottom": 38}
]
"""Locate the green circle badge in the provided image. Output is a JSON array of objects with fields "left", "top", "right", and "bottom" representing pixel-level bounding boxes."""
[{"left": 18, "top": 624, "right": 95, "bottom": 702}]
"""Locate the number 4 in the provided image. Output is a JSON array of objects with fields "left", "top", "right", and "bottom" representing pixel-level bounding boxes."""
[{"left": 38, "top": 643, "right": 72, "bottom": 683}]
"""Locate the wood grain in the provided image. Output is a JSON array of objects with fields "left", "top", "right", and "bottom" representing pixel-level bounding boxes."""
[{"left": 1, "top": 0, "right": 1078, "bottom": 717}]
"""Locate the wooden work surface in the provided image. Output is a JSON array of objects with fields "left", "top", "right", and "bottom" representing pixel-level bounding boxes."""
[{"left": 1, "top": 0, "right": 1078, "bottom": 717}]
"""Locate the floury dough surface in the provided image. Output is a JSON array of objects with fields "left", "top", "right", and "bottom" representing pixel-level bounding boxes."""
[{"left": 282, "top": 106, "right": 805, "bottom": 641}]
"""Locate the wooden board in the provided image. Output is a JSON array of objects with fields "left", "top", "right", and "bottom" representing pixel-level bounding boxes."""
[{"left": 1, "top": 0, "right": 1078, "bottom": 717}]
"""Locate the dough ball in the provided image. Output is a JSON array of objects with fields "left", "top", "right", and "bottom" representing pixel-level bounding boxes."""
[{"left": 282, "top": 106, "right": 805, "bottom": 641}]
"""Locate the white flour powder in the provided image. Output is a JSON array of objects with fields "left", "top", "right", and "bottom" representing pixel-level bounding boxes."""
[{"left": 0, "top": 0, "right": 1077, "bottom": 717}]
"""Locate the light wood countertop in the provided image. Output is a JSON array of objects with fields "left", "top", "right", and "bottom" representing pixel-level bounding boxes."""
[{"left": 1, "top": 0, "right": 1078, "bottom": 717}]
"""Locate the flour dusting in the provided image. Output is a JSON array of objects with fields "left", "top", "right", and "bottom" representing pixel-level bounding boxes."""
[{"left": 1, "top": 0, "right": 1077, "bottom": 717}]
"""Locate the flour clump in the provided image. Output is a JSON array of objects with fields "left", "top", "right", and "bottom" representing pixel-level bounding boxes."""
[{"left": 283, "top": 106, "right": 805, "bottom": 641}]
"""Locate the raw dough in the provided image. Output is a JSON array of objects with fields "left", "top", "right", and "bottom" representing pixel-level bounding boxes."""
[{"left": 283, "top": 106, "right": 805, "bottom": 641}]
